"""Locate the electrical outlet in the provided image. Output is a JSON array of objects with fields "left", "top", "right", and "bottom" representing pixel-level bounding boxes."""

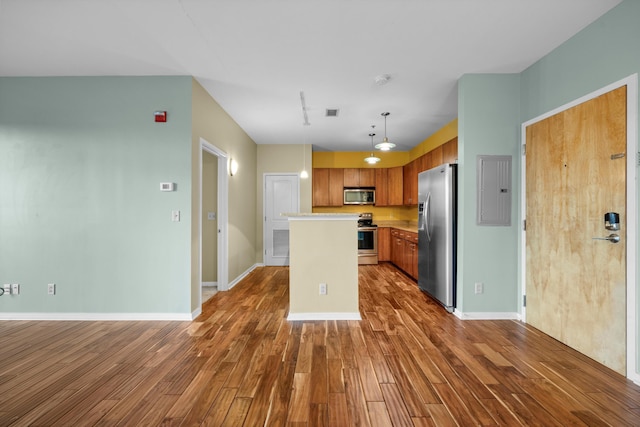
[
  {"left": 2, "top": 284, "right": 10, "bottom": 295},
  {"left": 48, "top": 283, "right": 56, "bottom": 295},
  {"left": 319, "top": 283, "right": 327, "bottom": 295},
  {"left": 474, "top": 282, "right": 484, "bottom": 294},
  {"left": 11, "top": 284, "right": 19, "bottom": 295}
]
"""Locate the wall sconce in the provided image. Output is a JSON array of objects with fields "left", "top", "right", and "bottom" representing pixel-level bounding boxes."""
[{"left": 228, "top": 158, "right": 239, "bottom": 176}]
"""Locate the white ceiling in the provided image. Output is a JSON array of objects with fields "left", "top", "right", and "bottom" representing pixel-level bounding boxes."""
[{"left": 0, "top": 0, "right": 622, "bottom": 152}]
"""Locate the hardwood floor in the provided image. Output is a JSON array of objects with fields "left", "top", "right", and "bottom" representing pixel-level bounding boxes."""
[{"left": 1, "top": 263, "right": 640, "bottom": 426}]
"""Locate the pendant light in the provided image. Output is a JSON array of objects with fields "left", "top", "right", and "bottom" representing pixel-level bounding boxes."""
[
  {"left": 300, "top": 141, "right": 309, "bottom": 179},
  {"left": 364, "top": 126, "right": 381, "bottom": 164},
  {"left": 375, "top": 112, "right": 396, "bottom": 151},
  {"left": 300, "top": 91, "right": 310, "bottom": 178}
]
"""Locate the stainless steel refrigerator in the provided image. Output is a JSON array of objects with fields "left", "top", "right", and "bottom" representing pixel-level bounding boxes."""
[{"left": 417, "top": 163, "right": 457, "bottom": 312}]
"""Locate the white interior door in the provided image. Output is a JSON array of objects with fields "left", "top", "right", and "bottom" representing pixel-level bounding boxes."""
[{"left": 264, "top": 174, "right": 299, "bottom": 266}]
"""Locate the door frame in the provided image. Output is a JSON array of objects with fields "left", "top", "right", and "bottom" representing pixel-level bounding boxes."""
[
  {"left": 200, "top": 138, "right": 229, "bottom": 305},
  {"left": 520, "top": 74, "right": 638, "bottom": 382},
  {"left": 263, "top": 173, "right": 300, "bottom": 265}
]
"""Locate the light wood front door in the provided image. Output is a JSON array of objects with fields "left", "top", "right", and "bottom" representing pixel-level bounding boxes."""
[{"left": 526, "top": 86, "right": 627, "bottom": 374}]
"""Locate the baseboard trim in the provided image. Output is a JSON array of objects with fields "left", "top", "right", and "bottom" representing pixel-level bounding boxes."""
[
  {"left": 0, "top": 312, "right": 194, "bottom": 321},
  {"left": 202, "top": 281, "right": 217, "bottom": 287},
  {"left": 227, "top": 263, "right": 263, "bottom": 290},
  {"left": 453, "top": 310, "right": 521, "bottom": 320},
  {"left": 287, "top": 312, "right": 362, "bottom": 321}
]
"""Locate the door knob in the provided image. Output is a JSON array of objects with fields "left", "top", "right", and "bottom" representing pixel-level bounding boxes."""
[{"left": 592, "top": 233, "right": 620, "bottom": 243}]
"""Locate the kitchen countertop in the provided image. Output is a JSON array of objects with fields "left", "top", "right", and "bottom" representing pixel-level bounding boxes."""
[
  {"left": 376, "top": 221, "right": 418, "bottom": 233},
  {"left": 283, "top": 213, "right": 359, "bottom": 220}
]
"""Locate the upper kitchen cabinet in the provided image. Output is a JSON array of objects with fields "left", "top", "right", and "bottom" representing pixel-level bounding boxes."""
[
  {"left": 442, "top": 137, "right": 458, "bottom": 164},
  {"left": 388, "top": 167, "right": 404, "bottom": 206},
  {"left": 403, "top": 160, "right": 418, "bottom": 205},
  {"left": 374, "top": 168, "right": 388, "bottom": 206},
  {"left": 312, "top": 168, "right": 344, "bottom": 207},
  {"left": 430, "top": 145, "right": 443, "bottom": 168},
  {"left": 344, "top": 168, "right": 375, "bottom": 187},
  {"left": 417, "top": 151, "right": 432, "bottom": 173},
  {"left": 376, "top": 167, "right": 403, "bottom": 206}
]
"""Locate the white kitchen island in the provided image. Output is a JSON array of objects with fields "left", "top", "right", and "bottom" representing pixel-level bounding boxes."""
[{"left": 286, "top": 213, "right": 361, "bottom": 321}]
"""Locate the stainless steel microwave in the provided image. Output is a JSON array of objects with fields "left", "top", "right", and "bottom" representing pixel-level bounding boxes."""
[{"left": 344, "top": 188, "right": 375, "bottom": 205}]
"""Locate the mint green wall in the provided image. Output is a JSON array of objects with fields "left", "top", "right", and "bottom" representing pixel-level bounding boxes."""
[
  {"left": 457, "top": 74, "right": 521, "bottom": 314},
  {"left": 0, "top": 76, "right": 194, "bottom": 315},
  {"left": 520, "top": 0, "right": 639, "bottom": 123}
]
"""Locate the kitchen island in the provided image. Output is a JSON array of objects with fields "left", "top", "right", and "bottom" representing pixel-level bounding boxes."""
[{"left": 285, "top": 213, "right": 361, "bottom": 321}]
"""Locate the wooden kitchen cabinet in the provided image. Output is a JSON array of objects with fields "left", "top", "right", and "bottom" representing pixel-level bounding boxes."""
[
  {"left": 377, "top": 227, "right": 391, "bottom": 261},
  {"left": 312, "top": 168, "right": 344, "bottom": 207},
  {"left": 328, "top": 168, "right": 344, "bottom": 206},
  {"left": 430, "top": 145, "right": 443, "bottom": 168},
  {"left": 313, "top": 168, "right": 329, "bottom": 206},
  {"left": 406, "top": 232, "right": 418, "bottom": 279},
  {"left": 390, "top": 228, "right": 418, "bottom": 279},
  {"left": 344, "top": 168, "right": 375, "bottom": 187},
  {"left": 391, "top": 229, "right": 405, "bottom": 268},
  {"left": 403, "top": 160, "right": 418, "bottom": 205},
  {"left": 359, "top": 168, "right": 375, "bottom": 187},
  {"left": 417, "top": 152, "right": 432, "bottom": 174},
  {"left": 374, "top": 168, "right": 389, "bottom": 206},
  {"left": 388, "top": 167, "right": 404, "bottom": 206},
  {"left": 442, "top": 137, "right": 458, "bottom": 164}
]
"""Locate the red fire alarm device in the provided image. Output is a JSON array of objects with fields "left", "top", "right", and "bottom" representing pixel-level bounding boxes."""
[{"left": 154, "top": 111, "right": 167, "bottom": 123}]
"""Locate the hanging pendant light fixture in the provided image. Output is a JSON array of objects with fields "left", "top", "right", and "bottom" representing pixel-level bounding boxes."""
[
  {"left": 364, "top": 126, "right": 381, "bottom": 164},
  {"left": 300, "top": 91, "right": 310, "bottom": 178},
  {"left": 300, "top": 141, "right": 309, "bottom": 179},
  {"left": 375, "top": 112, "right": 396, "bottom": 151}
]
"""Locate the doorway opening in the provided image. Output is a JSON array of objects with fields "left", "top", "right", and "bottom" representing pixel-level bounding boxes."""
[{"left": 200, "top": 138, "right": 229, "bottom": 307}]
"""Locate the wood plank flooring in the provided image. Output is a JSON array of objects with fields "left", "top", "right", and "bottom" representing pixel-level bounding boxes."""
[{"left": 1, "top": 263, "right": 640, "bottom": 426}]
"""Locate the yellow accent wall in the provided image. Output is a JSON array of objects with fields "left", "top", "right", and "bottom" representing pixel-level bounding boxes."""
[
  {"left": 313, "top": 151, "right": 410, "bottom": 168},
  {"left": 410, "top": 118, "right": 458, "bottom": 161}
]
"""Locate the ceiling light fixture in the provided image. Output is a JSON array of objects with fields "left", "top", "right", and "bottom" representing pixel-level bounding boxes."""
[
  {"left": 300, "top": 91, "right": 310, "bottom": 179},
  {"left": 374, "top": 74, "right": 391, "bottom": 86},
  {"left": 364, "top": 126, "right": 381, "bottom": 165},
  {"left": 375, "top": 112, "right": 396, "bottom": 151},
  {"left": 300, "top": 124, "right": 309, "bottom": 179}
]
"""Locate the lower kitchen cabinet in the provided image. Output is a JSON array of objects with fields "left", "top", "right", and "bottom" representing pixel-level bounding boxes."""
[
  {"left": 389, "top": 228, "right": 418, "bottom": 279},
  {"left": 377, "top": 227, "right": 391, "bottom": 261}
]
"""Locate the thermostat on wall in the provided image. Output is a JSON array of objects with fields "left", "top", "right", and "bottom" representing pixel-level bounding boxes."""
[{"left": 160, "top": 182, "right": 175, "bottom": 192}]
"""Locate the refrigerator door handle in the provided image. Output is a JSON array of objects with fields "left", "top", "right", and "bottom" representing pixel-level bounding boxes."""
[{"left": 425, "top": 192, "right": 432, "bottom": 242}]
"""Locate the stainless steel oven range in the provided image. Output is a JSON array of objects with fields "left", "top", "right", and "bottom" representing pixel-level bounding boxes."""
[{"left": 357, "top": 212, "right": 378, "bottom": 265}]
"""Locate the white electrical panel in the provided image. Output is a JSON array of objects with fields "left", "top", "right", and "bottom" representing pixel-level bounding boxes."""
[{"left": 477, "top": 155, "right": 512, "bottom": 226}]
